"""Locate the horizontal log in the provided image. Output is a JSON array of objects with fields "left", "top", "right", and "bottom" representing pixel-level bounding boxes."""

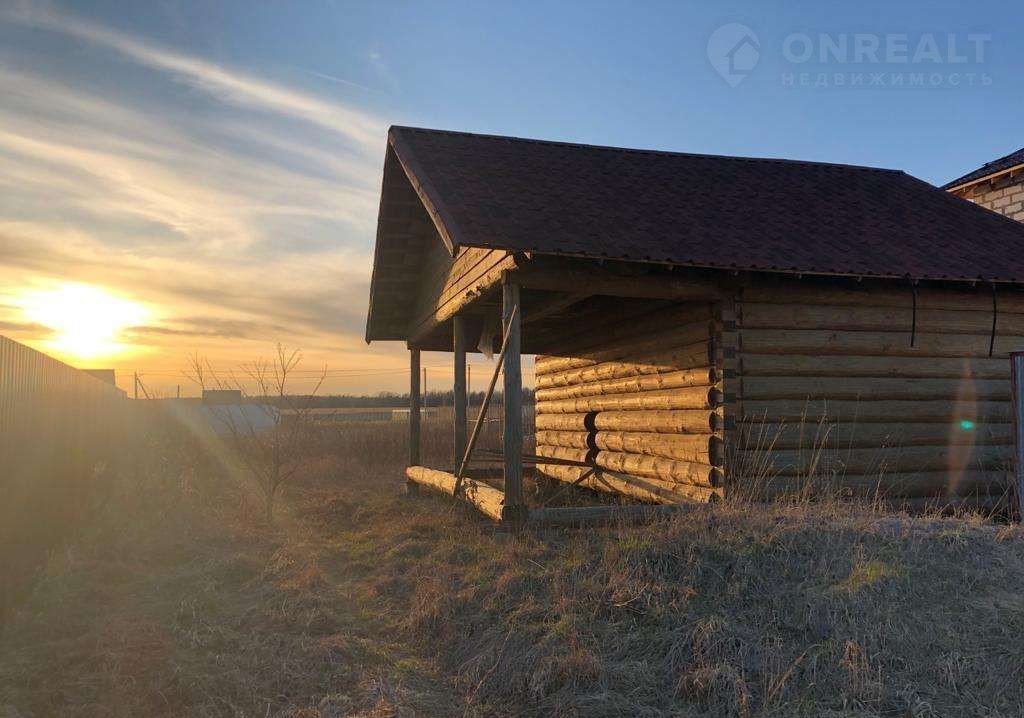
[
  {"left": 536, "top": 345, "right": 713, "bottom": 389},
  {"left": 536, "top": 386, "right": 722, "bottom": 414},
  {"left": 535, "top": 463, "right": 720, "bottom": 504},
  {"left": 535, "top": 445, "right": 720, "bottom": 487},
  {"left": 527, "top": 504, "right": 692, "bottom": 528},
  {"left": 535, "top": 321, "right": 712, "bottom": 376},
  {"left": 405, "top": 466, "right": 504, "bottom": 521},
  {"left": 536, "top": 409, "right": 722, "bottom": 434},
  {"left": 535, "top": 429, "right": 721, "bottom": 464},
  {"left": 742, "top": 283, "right": 1024, "bottom": 314},
  {"left": 742, "top": 302, "right": 1024, "bottom": 335},
  {"left": 741, "top": 376, "right": 1010, "bottom": 402},
  {"left": 740, "top": 399, "right": 1012, "bottom": 423},
  {"left": 745, "top": 470, "right": 1010, "bottom": 499},
  {"left": 736, "top": 421, "right": 1014, "bottom": 450},
  {"left": 736, "top": 445, "right": 1014, "bottom": 476},
  {"left": 535, "top": 367, "right": 715, "bottom": 402},
  {"left": 739, "top": 354, "right": 1010, "bottom": 379},
  {"left": 741, "top": 329, "right": 1024, "bottom": 358}
]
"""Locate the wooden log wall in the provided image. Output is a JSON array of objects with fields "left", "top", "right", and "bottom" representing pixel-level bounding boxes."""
[
  {"left": 733, "top": 281, "right": 1023, "bottom": 500},
  {"left": 533, "top": 302, "right": 724, "bottom": 503}
]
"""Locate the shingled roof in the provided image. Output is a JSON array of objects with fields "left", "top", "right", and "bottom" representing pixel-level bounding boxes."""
[
  {"left": 943, "top": 145, "right": 1024, "bottom": 190},
  {"left": 380, "top": 126, "right": 1024, "bottom": 284}
]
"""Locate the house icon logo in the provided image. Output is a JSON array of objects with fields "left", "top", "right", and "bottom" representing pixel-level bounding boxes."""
[{"left": 707, "top": 24, "right": 760, "bottom": 87}]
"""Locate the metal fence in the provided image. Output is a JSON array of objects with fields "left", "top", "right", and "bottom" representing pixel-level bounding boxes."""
[{"left": 1, "top": 335, "right": 127, "bottom": 615}]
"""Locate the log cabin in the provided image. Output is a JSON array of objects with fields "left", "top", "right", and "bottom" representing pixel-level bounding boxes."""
[{"left": 365, "top": 126, "right": 1024, "bottom": 523}]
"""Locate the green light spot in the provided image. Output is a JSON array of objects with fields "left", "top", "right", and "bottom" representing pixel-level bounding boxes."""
[{"left": 960, "top": 419, "right": 976, "bottom": 431}]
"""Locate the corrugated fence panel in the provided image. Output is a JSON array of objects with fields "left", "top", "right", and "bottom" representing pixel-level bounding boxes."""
[{"left": 1, "top": 335, "right": 127, "bottom": 616}]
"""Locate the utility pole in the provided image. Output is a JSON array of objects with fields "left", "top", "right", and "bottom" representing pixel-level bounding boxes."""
[
  {"left": 422, "top": 366, "right": 427, "bottom": 414},
  {"left": 133, "top": 372, "right": 139, "bottom": 400},
  {"left": 176, "top": 384, "right": 181, "bottom": 399}
]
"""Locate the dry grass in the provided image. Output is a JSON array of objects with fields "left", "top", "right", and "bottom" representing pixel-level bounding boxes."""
[{"left": 3, "top": 413, "right": 1024, "bottom": 717}]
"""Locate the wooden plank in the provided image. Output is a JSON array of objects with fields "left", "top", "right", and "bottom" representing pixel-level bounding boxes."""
[
  {"left": 535, "top": 463, "right": 720, "bottom": 503},
  {"left": 452, "top": 316, "right": 467, "bottom": 471},
  {"left": 740, "top": 354, "right": 1010, "bottom": 379},
  {"left": 405, "top": 466, "right": 504, "bottom": 521},
  {"left": 535, "top": 409, "right": 722, "bottom": 434},
  {"left": 502, "top": 282, "right": 524, "bottom": 517}
]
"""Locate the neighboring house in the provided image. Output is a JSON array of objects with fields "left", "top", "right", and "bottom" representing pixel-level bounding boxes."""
[
  {"left": 366, "top": 126, "right": 1024, "bottom": 523},
  {"left": 945, "top": 146, "right": 1024, "bottom": 222}
]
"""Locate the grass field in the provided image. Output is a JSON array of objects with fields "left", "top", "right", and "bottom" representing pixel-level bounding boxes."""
[{"left": 3, "top": 414, "right": 1024, "bottom": 717}]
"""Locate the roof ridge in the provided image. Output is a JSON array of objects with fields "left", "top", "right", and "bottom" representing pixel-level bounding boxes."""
[{"left": 388, "top": 125, "right": 903, "bottom": 174}]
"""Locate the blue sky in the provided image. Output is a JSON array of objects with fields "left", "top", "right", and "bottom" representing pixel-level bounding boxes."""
[{"left": 0, "top": 0, "right": 1019, "bottom": 393}]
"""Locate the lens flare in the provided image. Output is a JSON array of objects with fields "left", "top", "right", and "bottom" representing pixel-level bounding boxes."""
[{"left": 18, "top": 283, "right": 149, "bottom": 361}]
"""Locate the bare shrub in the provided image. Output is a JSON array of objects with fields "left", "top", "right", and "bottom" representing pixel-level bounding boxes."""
[{"left": 187, "top": 345, "right": 326, "bottom": 522}]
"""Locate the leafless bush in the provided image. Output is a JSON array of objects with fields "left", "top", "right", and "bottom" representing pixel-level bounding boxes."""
[{"left": 187, "top": 345, "right": 326, "bottom": 522}]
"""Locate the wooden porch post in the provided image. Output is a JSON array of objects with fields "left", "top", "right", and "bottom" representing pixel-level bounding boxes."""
[
  {"left": 453, "top": 316, "right": 468, "bottom": 471},
  {"left": 502, "top": 281, "right": 524, "bottom": 519},
  {"left": 408, "top": 348, "right": 421, "bottom": 492},
  {"left": 1012, "top": 351, "right": 1024, "bottom": 520}
]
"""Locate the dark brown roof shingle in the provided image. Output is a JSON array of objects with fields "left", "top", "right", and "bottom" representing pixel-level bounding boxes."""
[
  {"left": 943, "top": 146, "right": 1024, "bottom": 189},
  {"left": 386, "top": 126, "right": 1024, "bottom": 283}
]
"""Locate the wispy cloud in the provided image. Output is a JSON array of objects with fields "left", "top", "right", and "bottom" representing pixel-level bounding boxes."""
[
  {"left": 0, "top": 5, "right": 405, "bottom": 392},
  {"left": 1, "top": 4, "right": 387, "bottom": 149}
]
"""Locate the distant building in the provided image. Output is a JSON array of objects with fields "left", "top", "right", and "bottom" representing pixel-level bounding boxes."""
[
  {"left": 202, "top": 389, "right": 243, "bottom": 405},
  {"left": 82, "top": 369, "right": 116, "bottom": 386},
  {"left": 945, "top": 146, "right": 1024, "bottom": 222}
]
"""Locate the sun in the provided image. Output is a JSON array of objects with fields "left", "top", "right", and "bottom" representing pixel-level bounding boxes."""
[{"left": 19, "top": 283, "right": 150, "bottom": 362}]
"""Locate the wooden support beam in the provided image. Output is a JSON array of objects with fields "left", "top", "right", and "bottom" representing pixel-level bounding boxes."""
[
  {"left": 1012, "top": 351, "right": 1024, "bottom": 520},
  {"left": 522, "top": 292, "right": 591, "bottom": 325},
  {"left": 502, "top": 280, "right": 525, "bottom": 519},
  {"left": 405, "top": 466, "right": 505, "bottom": 521},
  {"left": 515, "top": 261, "right": 721, "bottom": 301},
  {"left": 408, "top": 349, "right": 421, "bottom": 493},
  {"left": 453, "top": 315, "right": 468, "bottom": 470},
  {"left": 454, "top": 304, "right": 518, "bottom": 495}
]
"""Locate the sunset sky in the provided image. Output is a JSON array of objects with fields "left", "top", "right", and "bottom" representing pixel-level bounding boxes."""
[{"left": 1, "top": 0, "right": 1021, "bottom": 395}]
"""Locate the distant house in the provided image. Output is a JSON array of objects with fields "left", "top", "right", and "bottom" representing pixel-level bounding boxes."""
[
  {"left": 82, "top": 369, "right": 117, "bottom": 386},
  {"left": 945, "top": 146, "right": 1024, "bottom": 223},
  {"left": 366, "top": 126, "right": 1024, "bottom": 521}
]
